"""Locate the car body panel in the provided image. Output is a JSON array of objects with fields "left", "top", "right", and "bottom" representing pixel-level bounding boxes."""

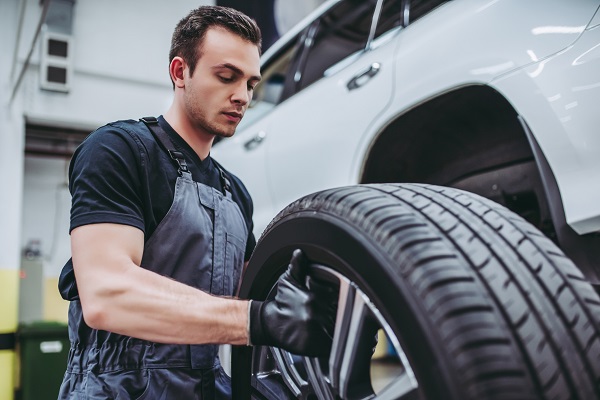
[
  {"left": 354, "top": 0, "right": 600, "bottom": 234},
  {"left": 213, "top": 0, "right": 600, "bottom": 238},
  {"left": 213, "top": 118, "right": 277, "bottom": 235},
  {"left": 491, "top": 25, "right": 600, "bottom": 234},
  {"left": 264, "top": 36, "right": 398, "bottom": 216},
  {"left": 590, "top": 6, "right": 600, "bottom": 28}
]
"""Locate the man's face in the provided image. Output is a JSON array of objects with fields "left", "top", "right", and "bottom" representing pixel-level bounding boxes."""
[{"left": 183, "top": 27, "right": 261, "bottom": 138}]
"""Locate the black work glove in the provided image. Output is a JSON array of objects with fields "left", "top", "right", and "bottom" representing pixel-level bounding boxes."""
[{"left": 249, "top": 249, "right": 337, "bottom": 357}]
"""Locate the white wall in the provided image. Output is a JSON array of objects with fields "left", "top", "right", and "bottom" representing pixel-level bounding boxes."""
[
  {"left": 21, "top": 156, "right": 71, "bottom": 278},
  {"left": 1, "top": 1, "right": 25, "bottom": 274},
  {"left": 19, "top": 0, "right": 216, "bottom": 128},
  {"left": 2, "top": 0, "right": 214, "bottom": 281}
]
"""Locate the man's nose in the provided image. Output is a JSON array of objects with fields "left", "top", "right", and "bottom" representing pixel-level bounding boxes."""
[{"left": 232, "top": 83, "right": 250, "bottom": 105}]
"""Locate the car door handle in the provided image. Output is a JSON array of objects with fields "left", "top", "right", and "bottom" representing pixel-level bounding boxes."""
[
  {"left": 347, "top": 63, "right": 381, "bottom": 91},
  {"left": 244, "top": 131, "right": 266, "bottom": 151}
]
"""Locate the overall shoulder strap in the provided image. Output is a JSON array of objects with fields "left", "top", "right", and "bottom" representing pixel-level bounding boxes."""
[
  {"left": 140, "top": 117, "right": 189, "bottom": 176},
  {"left": 211, "top": 158, "right": 232, "bottom": 196},
  {"left": 141, "top": 117, "right": 232, "bottom": 196}
]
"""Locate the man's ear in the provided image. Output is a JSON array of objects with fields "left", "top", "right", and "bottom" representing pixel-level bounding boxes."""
[{"left": 169, "top": 57, "right": 186, "bottom": 88}]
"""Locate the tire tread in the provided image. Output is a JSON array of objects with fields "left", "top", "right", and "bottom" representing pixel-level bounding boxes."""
[{"left": 261, "top": 183, "right": 600, "bottom": 399}]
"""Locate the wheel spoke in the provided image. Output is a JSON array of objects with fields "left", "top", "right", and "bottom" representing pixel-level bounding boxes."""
[
  {"left": 328, "top": 277, "right": 356, "bottom": 392},
  {"left": 251, "top": 265, "right": 419, "bottom": 400},
  {"left": 270, "top": 348, "right": 308, "bottom": 397},
  {"left": 304, "top": 357, "right": 336, "bottom": 400},
  {"left": 331, "top": 284, "right": 379, "bottom": 399}
]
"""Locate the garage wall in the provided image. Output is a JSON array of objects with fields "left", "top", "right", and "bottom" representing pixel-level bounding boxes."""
[
  {"left": 10, "top": 0, "right": 219, "bottom": 309},
  {"left": 20, "top": 156, "right": 71, "bottom": 324},
  {"left": 19, "top": 0, "right": 194, "bottom": 127},
  {"left": 1, "top": 1, "right": 27, "bottom": 397},
  {"left": 1, "top": 1, "right": 214, "bottom": 398},
  {"left": 1, "top": 1, "right": 324, "bottom": 396}
]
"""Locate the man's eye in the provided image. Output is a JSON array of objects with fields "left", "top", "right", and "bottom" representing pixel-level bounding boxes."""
[{"left": 219, "top": 76, "right": 234, "bottom": 82}]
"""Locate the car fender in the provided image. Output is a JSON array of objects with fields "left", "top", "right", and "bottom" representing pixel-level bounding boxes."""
[
  {"left": 490, "top": 24, "right": 600, "bottom": 235},
  {"left": 353, "top": 0, "right": 600, "bottom": 233}
]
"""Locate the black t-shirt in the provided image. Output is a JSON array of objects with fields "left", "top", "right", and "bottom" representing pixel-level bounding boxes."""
[{"left": 68, "top": 116, "right": 256, "bottom": 260}]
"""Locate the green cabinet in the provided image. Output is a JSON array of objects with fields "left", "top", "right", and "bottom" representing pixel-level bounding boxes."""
[{"left": 17, "top": 322, "right": 69, "bottom": 400}]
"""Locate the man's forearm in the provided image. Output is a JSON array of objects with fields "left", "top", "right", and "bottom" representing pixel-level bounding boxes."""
[
  {"left": 80, "top": 262, "right": 249, "bottom": 345},
  {"left": 72, "top": 223, "right": 249, "bottom": 345}
]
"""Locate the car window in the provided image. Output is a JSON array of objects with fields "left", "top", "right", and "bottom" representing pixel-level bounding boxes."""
[
  {"left": 373, "top": 0, "right": 403, "bottom": 41},
  {"left": 238, "top": 41, "right": 299, "bottom": 129},
  {"left": 240, "top": 0, "right": 410, "bottom": 129},
  {"left": 367, "top": 0, "right": 404, "bottom": 51},
  {"left": 407, "top": 0, "right": 449, "bottom": 24},
  {"left": 294, "top": 0, "right": 379, "bottom": 93},
  {"left": 245, "top": 0, "right": 380, "bottom": 116}
]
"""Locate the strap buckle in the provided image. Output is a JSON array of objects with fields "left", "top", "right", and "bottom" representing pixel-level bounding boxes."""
[
  {"left": 168, "top": 150, "right": 189, "bottom": 175},
  {"left": 219, "top": 168, "right": 231, "bottom": 193},
  {"left": 140, "top": 116, "right": 158, "bottom": 124},
  {"left": 140, "top": 117, "right": 190, "bottom": 176}
]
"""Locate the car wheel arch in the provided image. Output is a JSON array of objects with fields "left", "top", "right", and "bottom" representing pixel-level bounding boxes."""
[{"left": 359, "top": 84, "right": 600, "bottom": 284}]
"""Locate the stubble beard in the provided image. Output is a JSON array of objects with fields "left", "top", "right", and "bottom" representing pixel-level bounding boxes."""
[
  {"left": 189, "top": 106, "right": 237, "bottom": 139},
  {"left": 211, "top": 123, "right": 236, "bottom": 138},
  {"left": 184, "top": 89, "right": 239, "bottom": 138},
  {"left": 200, "top": 118, "right": 236, "bottom": 139}
]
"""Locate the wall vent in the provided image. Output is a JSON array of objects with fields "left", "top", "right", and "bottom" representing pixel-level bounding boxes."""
[{"left": 40, "top": 30, "right": 73, "bottom": 92}]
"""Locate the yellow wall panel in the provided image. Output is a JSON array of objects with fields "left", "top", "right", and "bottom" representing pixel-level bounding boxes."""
[
  {"left": 0, "top": 269, "right": 19, "bottom": 400},
  {"left": 44, "top": 278, "right": 69, "bottom": 323},
  {"left": 0, "top": 351, "right": 15, "bottom": 400},
  {"left": 0, "top": 269, "right": 19, "bottom": 331}
]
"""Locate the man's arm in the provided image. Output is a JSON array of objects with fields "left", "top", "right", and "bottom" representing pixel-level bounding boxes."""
[{"left": 72, "top": 223, "right": 249, "bottom": 345}]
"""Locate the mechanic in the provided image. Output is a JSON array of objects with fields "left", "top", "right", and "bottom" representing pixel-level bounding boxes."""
[{"left": 57, "top": 6, "right": 335, "bottom": 399}]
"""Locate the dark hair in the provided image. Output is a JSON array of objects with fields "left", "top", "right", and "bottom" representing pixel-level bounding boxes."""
[{"left": 169, "top": 6, "right": 262, "bottom": 83}]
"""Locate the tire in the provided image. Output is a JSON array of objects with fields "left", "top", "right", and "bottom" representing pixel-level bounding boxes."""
[{"left": 232, "top": 183, "right": 600, "bottom": 400}]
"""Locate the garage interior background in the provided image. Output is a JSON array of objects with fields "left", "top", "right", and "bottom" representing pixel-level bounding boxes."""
[{"left": 0, "top": 0, "right": 326, "bottom": 398}]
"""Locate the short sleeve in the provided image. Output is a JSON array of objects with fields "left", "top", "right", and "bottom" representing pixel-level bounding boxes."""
[{"left": 68, "top": 125, "right": 145, "bottom": 233}]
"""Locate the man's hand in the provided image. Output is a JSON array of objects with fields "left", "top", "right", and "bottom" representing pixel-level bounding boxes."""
[{"left": 248, "top": 249, "right": 337, "bottom": 357}]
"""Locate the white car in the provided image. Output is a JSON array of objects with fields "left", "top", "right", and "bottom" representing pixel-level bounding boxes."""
[{"left": 212, "top": 1, "right": 600, "bottom": 399}]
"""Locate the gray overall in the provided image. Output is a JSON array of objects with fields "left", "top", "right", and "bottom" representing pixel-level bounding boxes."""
[{"left": 58, "top": 118, "right": 247, "bottom": 399}]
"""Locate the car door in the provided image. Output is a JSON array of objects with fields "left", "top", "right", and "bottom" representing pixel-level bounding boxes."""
[
  {"left": 264, "top": 0, "right": 402, "bottom": 213},
  {"left": 213, "top": 0, "right": 403, "bottom": 235}
]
